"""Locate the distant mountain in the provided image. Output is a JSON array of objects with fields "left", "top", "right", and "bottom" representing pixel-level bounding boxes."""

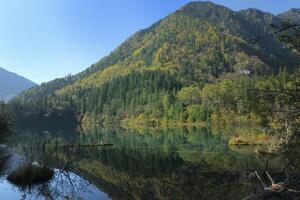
[
  {"left": 11, "top": 1, "right": 300, "bottom": 122},
  {"left": 278, "top": 8, "right": 300, "bottom": 23},
  {"left": 0, "top": 67, "right": 36, "bottom": 101}
]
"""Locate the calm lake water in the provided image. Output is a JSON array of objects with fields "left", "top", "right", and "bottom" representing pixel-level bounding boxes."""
[{"left": 0, "top": 124, "right": 287, "bottom": 200}]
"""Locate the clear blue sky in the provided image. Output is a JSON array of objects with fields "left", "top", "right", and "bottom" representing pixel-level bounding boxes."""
[{"left": 0, "top": 0, "right": 299, "bottom": 84}]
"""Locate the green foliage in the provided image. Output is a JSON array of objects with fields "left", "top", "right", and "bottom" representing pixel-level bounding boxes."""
[{"left": 177, "top": 86, "right": 201, "bottom": 105}]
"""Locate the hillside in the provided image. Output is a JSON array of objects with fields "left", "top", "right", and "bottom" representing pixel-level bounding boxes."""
[
  {"left": 0, "top": 67, "right": 36, "bottom": 101},
  {"left": 11, "top": 1, "right": 300, "bottom": 123}
]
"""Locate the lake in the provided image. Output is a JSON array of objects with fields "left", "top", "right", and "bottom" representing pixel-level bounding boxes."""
[{"left": 0, "top": 124, "right": 288, "bottom": 199}]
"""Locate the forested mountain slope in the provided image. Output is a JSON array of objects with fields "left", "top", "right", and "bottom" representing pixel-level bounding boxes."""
[{"left": 11, "top": 2, "right": 300, "bottom": 123}]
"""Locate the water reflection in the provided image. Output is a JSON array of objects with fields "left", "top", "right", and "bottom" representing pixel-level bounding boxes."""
[
  {"left": 1, "top": 168, "right": 110, "bottom": 200},
  {"left": 0, "top": 124, "right": 296, "bottom": 199}
]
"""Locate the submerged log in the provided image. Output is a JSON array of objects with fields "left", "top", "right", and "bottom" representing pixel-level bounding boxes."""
[{"left": 62, "top": 143, "right": 113, "bottom": 148}]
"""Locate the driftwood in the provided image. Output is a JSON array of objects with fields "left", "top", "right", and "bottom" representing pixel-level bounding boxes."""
[
  {"left": 62, "top": 143, "right": 113, "bottom": 148},
  {"left": 241, "top": 169, "right": 300, "bottom": 200},
  {"left": 20, "top": 139, "right": 113, "bottom": 151}
]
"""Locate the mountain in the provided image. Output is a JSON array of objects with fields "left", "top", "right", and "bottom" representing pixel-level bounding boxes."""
[
  {"left": 11, "top": 1, "right": 300, "bottom": 123},
  {"left": 278, "top": 8, "right": 300, "bottom": 23},
  {"left": 0, "top": 67, "right": 36, "bottom": 101}
]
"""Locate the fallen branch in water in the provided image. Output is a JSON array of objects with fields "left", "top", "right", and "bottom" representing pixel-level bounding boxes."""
[
  {"left": 20, "top": 141, "right": 113, "bottom": 151},
  {"left": 61, "top": 143, "right": 113, "bottom": 148},
  {"left": 242, "top": 169, "right": 300, "bottom": 200}
]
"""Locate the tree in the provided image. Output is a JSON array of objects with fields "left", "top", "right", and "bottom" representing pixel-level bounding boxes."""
[
  {"left": 177, "top": 86, "right": 201, "bottom": 106},
  {"left": 0, "top": 101, "right": 9, "bottom": 132},
  {"left": 276, "top": 21, "right": 300, "bottom": 53}
]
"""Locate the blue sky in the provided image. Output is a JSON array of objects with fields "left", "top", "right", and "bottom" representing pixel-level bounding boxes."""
[{"left": 0, "top": 0, "right": 299, "bottom": 84}]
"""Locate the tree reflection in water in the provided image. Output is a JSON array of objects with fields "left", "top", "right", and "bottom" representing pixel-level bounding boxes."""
[
  {"left": 13, "top": 169, "right": 95, "bottom": 200},
  {"left": 5, "top": 142, "right": 108, "bottom": 199},
  {"left": 0, "top": 128, "right": 10, "bottom": 176}
]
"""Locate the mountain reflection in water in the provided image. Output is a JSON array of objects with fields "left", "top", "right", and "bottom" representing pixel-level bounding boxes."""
[{"left": 0, "top": 124, "right": 294, "bottom": 200}]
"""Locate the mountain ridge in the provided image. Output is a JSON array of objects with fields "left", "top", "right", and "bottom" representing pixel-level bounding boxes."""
[
  {"left": 11, "top": 1, "right": 300, "bottom": 122},
  {"left": 0, "top": 67, "right": 36, "bottom": 101},
  {"left": 277, "top": 8, "right": 300, "bottom": 23}
]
